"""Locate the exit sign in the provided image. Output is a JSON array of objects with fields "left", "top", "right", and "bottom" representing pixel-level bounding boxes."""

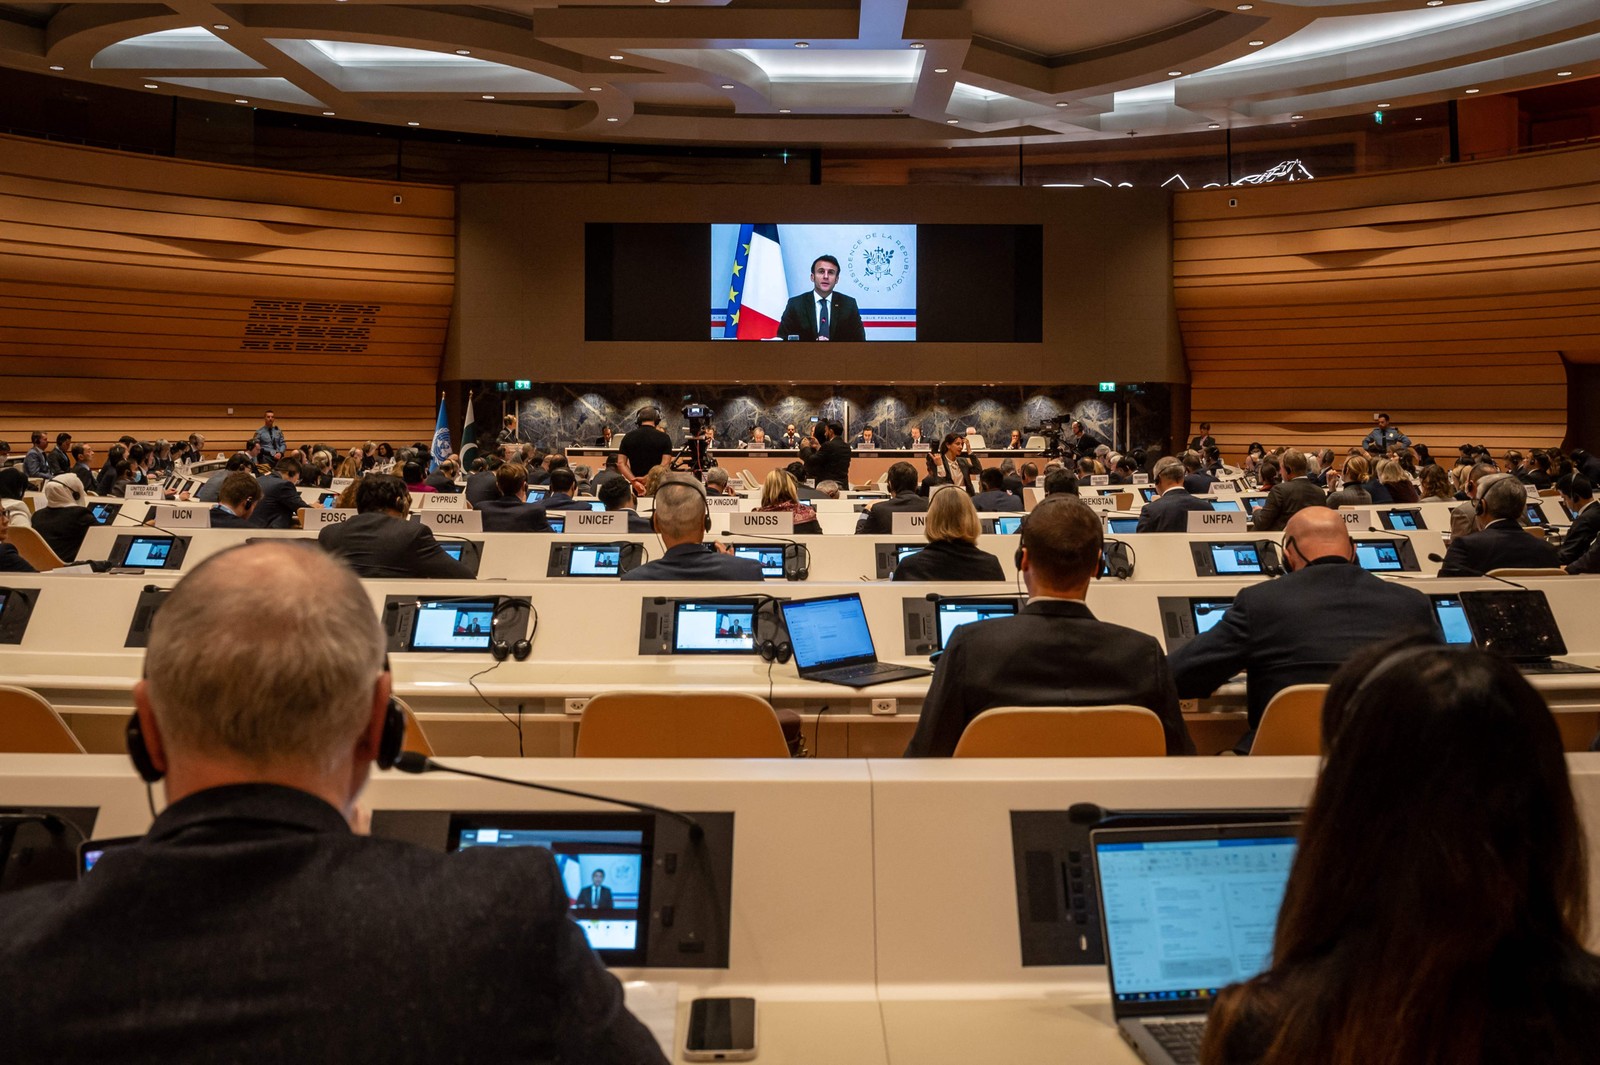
[
  {"left": 1098, "top": 382, "right": 1117, "bottom": 393},
  {"left": 512, "top": 379, "right": 532, "bottom": 390}
]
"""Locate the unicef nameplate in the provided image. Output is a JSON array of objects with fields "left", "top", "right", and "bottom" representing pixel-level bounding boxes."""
[
  {"left": 705, "top": 495, "right": 742, "bottom": 509},
  {"left": 125, "top": 484, "right": 161, "bottom": 500},
  {"left": 732, "top": 511, "right": 794, "bottom": 535},
  {"left": 891, "top": 512, "right": 929, "bottom": 535},
  {"left": 1188, "top": 510, "right": 1246, "bottom": 531},
  {"left": 422, "top": 509, "right": 482, "bottom": 533},
  {"left": 566, "top": 510, "right": 623, "bottom": 532},
  {"left": 162, "top": 506, "right": 212, "bottom": 529},
  {"left": 1080, "top": 495, "right": 1117, "bottom": 511},
  {"left": 307, "top": 508, "right": 357, "bottom": 528}
]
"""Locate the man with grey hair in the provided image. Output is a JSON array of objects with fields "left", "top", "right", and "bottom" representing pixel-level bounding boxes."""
[
  {"left": 1437, "top": 475, "right": 1560, "bottom": 576},
  {"left": 1250, "top": 448, "right": 1325, "bottom": 532},
  {"left": 621, "top": 476, "right": 765, "bottom": 581},
  {"left": 702, "top": 467, "right": 734, "bottom": 496},
  {"left": 1136, "top": 457, "right": 1215, "bottom": 532},
  {"left": 1450, "top": 462, "right": 1507, "bottom": 540},
  {"left": 0, "top": 543, "right": 666, "bottom": 1063}
]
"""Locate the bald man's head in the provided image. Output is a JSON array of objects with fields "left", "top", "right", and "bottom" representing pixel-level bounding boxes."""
[{"left": 1281, "top": 506, "right": 1353, "bottom": 570}]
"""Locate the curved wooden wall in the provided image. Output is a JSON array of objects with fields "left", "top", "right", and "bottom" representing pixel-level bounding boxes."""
[
  {"left": 1174, "top": 143, "right": 1600, "bottom": 460},
  {"left": 0, "top": 134, "right": 453, "bottom": 455}
]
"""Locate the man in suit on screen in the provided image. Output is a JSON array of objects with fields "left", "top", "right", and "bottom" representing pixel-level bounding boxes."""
[
  {"left": 777, "top": 255, "right": 866, "bottom": 342},
  {"left": 574, "top": 869, "right": 615, "bottom": 912}
]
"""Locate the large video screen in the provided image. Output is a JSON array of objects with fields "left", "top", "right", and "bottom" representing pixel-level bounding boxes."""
[{"left": 585, "top": 223, "right": 1040, "bottom": 343}]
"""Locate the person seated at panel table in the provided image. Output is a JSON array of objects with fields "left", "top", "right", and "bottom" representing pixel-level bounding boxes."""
[
  {"left": 739, "top": 427, "right": 769, "bottom": 449},
  {"left": 1004, "top": 429, "right": 1024, "bottom": 450},
  {"left": 754, "top": 470, "right": 822, "bottom": 534},
  {"left": 1170, "top": 507, "right": 1437, "bottom": 753},
  {"left": 209, "top": 472, "right": 262, "bottom": 530},
  {"left": 904, "top": 497, "right": 1193, "bottom": 757},
  {"left": 856, "top": 462, "right": 929, "bottom": 534},
  {"left": 907, "top": 426, "right": 928, "bottom": 450},
  {"left": 970, "top": 468, "right": 1023, "bottom": 513},
  {"left": 31, "top": 475, "right": 97, "bottom": 562},
  {"left": 703, "top": 468, "right": 736, "bottom": 497},
  {"left": 0, "top": 542, "right": 666, "bottom": 1065},
  {"left": 597, "top": 477, "right": 653, "bottom": 533},
  {"left": 472, "top": 463, "right": 553, "bottom": 533},
  {"left": 853, "top": 426, "right": 879, "bottom": 450},
  {"left": 1201, "top": 641, "right": 1600, "bottom": 1065},
  {"left": 541, "top": 468, "right": 594, "bottom": 511},
  {"left": 891, "top": 487, "right": 1005, "bottom": 583},
  {"left": 317, "top": 474, "right": 473, "bottom": 580},
  {"left": 1437, "top": 477, "right": 1561, "bottom": 576},
  {"left": 1375, "top": 458, "right": 1419, "bottom": 504},
  {"left": 1556, "top": 474, "right": 1600, "bottom": 566},
  {"left": 1324, "top": 455, "right": 1373, "bottom": 507},
  {"left": 779, "top": 424, "right": 802, "bottom": 449},
  {"left": 1181, "top": 450, "right": 1218, "bottom": 495},
  {"left": 1042, "top": 467, "right": 1080, "bottom": 499},
  {"left": 1249, "top": 449, "right": 1326, "bottom": 533},
  {"left": 621, "top": 476, "right": 766, "bottom": 582},
  {"left": 1136, "top": 457, "right": 1214, "bottom": 533},
  {"left": 248, "top": 457, "right": 310, "bottom": 530}
]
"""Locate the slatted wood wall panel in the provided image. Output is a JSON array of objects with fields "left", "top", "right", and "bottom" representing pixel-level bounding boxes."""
[
  {"left": 1173, "top": 143, "right": 1600, "bottom": 461},
  {"left": 0, "top": 134, "right": 454, "bottom": 455}
]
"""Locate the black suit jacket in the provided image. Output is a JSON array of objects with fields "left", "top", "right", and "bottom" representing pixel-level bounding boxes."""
[
  {"left": 0, "top": 544, "right": 32, "bottom": 572},
  {"left": 474, "top": 496, "right": 553, "bottom": 533},
  {"left": 620, "top": 543, "right": 766, "bottom": 582},
  {"left": 621, "top": 510, "right": 654, "bottom": 533},
  {"left": 1136, "top": 488, "right": 1214, "bottom": 533},
  {"left": 891, "top": 540, "right": 1006, "bottom": 582},
  {"left": 248, "top": 475, "right": 308, "bottom": 529},
  {"left": 0, "top": 785, "right": 664, "bottom": 1065},
  {"left": 1170, "top": 558, "right": 1439, "bottom": 736},
  {"left": 464, "top": 471, "right": 499, "bottom": 506},
  {"left": 574, "top": 885, "right": 614, "bottom": 911},
  {"left": 1250, "top": 477, "right": 1326, "bottom": 532},
  {"left": 70, "top": 462, "right": 96, "bottom": 498},
  {"left": 31, "top": 506, "right": 95, "bottom": 562},
  {"left": 317, "top": 512, "right": 474, "bottom": 579},
  {"left": 971, "top": 490, "right": 1024, "bottom": 513},
  {"left": 1182, "top": 471, "right": 1218, "bottom": 496},
  {"left": 208, "top": 505, "right": 253, "bottom": 529},
  {"left": 855, "top": 492, "right": 929, "bottom": 534},
  {"left": 1438, "top": 520, "right": 1562, "bottom": 576},
  {"left": 806, "top": 436, "right": 853, "bottom": 486},
  {"left": 1558, "top": 502, "right": 1600, "bottom": 565},
  {"left": 776, "top": 291, "right": 865, "bottom": 342},
  {"left": 904, "top": 599, "right": 1194, "bottom": 757}
]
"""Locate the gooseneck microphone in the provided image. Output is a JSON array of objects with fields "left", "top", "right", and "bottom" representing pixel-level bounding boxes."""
[
  {"left": 1426, "top": 553, "right": 1528, "bottom": 591},
  {"left": 392, "top": 752, "right": 703, "bottom": 840}
]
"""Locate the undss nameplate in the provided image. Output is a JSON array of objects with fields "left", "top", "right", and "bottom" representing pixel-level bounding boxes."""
[
  {"left": 891, "top": 511, "right": 929, "bottom": 534},
  {"left": 1188, "top": 510, "right": 1246, "bottom": 531},
  {"left": 160, "top": 506, "right": 212, "bottom": 528},
  {"left": 705, "top": 494, "right": 742, "bottom": 508},
  {"left": 1080, "top": 494, "right": 1117, "bottom": 511},
  {"left": 306, "top": 507, "right": 357, "bottom": 528},
  {"left": 566, "top": 510, "right": 623, "bottom": 531},
  {"left": 125, "top": 484, "right": 161, "bottom": 500},
  {"left": 732, "top": 511, "right": 794, "bottom": 534},
  {"left": 421, "top": 509, "right": 483, "bottom": 532}
]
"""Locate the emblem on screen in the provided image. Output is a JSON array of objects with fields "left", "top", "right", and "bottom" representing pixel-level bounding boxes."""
[{"left": 848, "top": 231, "right": 909, "bottom": 293}]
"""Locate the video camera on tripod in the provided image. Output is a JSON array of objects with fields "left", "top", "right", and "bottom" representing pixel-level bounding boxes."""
[
  {"left": 1022, "top": 415, "right": 1067, "bottom": 458},
  {"left": 675, "top": 399, "right": 718, "bottom": 476}
]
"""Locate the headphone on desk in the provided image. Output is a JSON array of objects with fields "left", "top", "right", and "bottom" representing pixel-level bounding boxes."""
[
  {"left": 487, "top": 597, "right": 533, "bottom": 662},
  {"left": 756, "top": 598, "right": 792, "bottom": 664}
]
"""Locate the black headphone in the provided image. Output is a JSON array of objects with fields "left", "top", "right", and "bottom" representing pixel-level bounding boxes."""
[
  {"left": 651, "top": 480, "right": 713, "bottom": 535},
  {"left": 488, "top": 597, "right": 533, "bottom": 662},
  {"left": 754, "top": 598, "right": 792, "bottom": 663}
]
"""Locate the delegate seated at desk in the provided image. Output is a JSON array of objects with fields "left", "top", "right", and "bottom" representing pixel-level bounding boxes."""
[
  {"left": 620, "top": 476, "right": 766, "bottom": 582},
  {"left": 317, "top": 474, "right": 474, "bottom": 580},
  {"left": 0, "top": 543, "right": 664, "bottom": 1064},
  {"left": 904, "top": 497, "right": 1194, "bottom": 757},
  {"left": 473, "top": 462, "right": 554, "bottom": 533}
]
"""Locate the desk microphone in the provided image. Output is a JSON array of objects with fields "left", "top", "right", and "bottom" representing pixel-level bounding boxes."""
[
  {"left": 1425, "top": 553, "right": 1529, "bottom": 591},
  {"left": 392, "top": 753, "right": 703, "bottom": 840},
  {"left": 718, "top": 529, "right": 810, "bottom": 580},
  {"left": 112, "top": 508, "right": 185, "bottom": 542}
]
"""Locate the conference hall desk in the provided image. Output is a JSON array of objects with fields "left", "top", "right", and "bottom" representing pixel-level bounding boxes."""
[
  {"left": 4, "top": 754, "right": 1600, "bottom": 1063},
  {"left": 8, "top": 570, "right": 1600, "bottom": 757},
  {"left": 565, "top": 446, "right": 1047, "bottom": 485}
]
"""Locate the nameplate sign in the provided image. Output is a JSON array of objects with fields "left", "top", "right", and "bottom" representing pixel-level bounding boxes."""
[
  {"left": 1132, "top": 474, "right": 1150, "bottom": 485},
  {"left": 421, "top": 493, "right": 463, "bottom": 510},
  {"left": 1188, "top": 510, "right": 1246, "bottom": 531},
  {"left": 1090, "top": 475, "right": 1110, "bottom": 486},
  {"left": 422, "top": 509, "right": 483, "bottom": 533},
  {"left": 306, "top": 508, "right": 357, "bottom": 528},
  {"left": 1080, "top": 494, "right": 1117, "bottom": 511},
  {"left": 565, "top": 510, "right": 623, "bottom": 532},
  {"left": 746, "top": 450, "right": 769, "bottom": 457},
  {"left": 705, "top": 494, "right": 743, "bottom": 508},
  {"left": 125, "top": 484, "right": 161, "bottom": 500},
  {"left": 1336, "top": 509, "right": 1365, "bottom": 527},
  {"left": 161, "top": 506, "right": 212, "bottom": 529},
  {"left": 731, "top": 511, "right": 794, "bottom": 534},
  {"left": 1210, "top": 484, "right": 1239, "bottom": 496},
  {"left": 331, "top": 478, "right": 353, "bottom": 493},
  {"left": 892, "top": 512, "right": 929, "bottom": 534}
]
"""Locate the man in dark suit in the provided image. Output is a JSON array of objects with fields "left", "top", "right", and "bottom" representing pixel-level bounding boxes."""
[
  {"left": 209, "top": 473, "right": 261, "bottom": 528},
  {"left": 195, "top": 453, "right": 253, "bottom": 504},
  {"left": 621, "top": 478, "right": 765, "bottom": 582},
  {"left": 318, "top": 474, "right": 473, "bottom": 579},
  {"left": 574, "top": 869, "right": 615, "bottom": 912},
  {"left": 1189, "top": 422, "right": 1216, "bottom": 452},
  {"left": 472, "top": 463, "right": 553, "bottom": 533},
  {"left": 776, "top": 254, "right": 865, "bottom": 342},
  {"left": 0, "top": 542, "right": 664, "bottom": 1064},
  {"left": 856, "top": 462, "right": 929, "bottom": 534},
  {"left": 1181, "top": 450, "right": 1218, "bottom": 495},
  {"left": 248, "top": 457, "right": 310, "bottom": 529},
  {"left": 1171, "top": 506, "right": 1438, "bottom": 751},
  {"left": 971, "top": 468, "right": 1024, "bottom": 512},
  {"left": 463, "top": 463, "right": 499, "bottom": 506},
  {"left": 422, "top": 458, "right": 458, "bottom": 492},
  {"left": 1438, "top": 476, "right": 1561, "bottom": 576},
  {"left": 68, "top": 444, "right": 97, "bottom": 498},
  {"left": 1556, "top": 473, "right": 1599, "bottom": 566},
  {"left": 904, "top": 497, "right": 1194, "bottom": 758},
  {"left": 804, "top": 421, "right": 852, "bottom": 486},
  {"left": 1137, "top": 457, "right": 1215, "bottom": 532},
  {"left": 598, "top": 477, "right": 654, "bottom": 533},
  {"left": 541, "top": 468, "right": 592, "bottom": 511},
  {"left": 1250, "top": 449, "right": 1326, "bottom": 532}
]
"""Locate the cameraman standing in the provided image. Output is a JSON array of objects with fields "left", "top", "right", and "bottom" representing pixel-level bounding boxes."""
[{"left": 618, "top": 406, "right": 672, "bottom": 480}]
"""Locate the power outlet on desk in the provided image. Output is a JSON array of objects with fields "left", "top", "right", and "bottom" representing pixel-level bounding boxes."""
[
  {"left": 871, "top": 697, "right": 898, "bottom": 716},
  {"left": 564, "top": 698, "right": 589, "bottom": 715}
]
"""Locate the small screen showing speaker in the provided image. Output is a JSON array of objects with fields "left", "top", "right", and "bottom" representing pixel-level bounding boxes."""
[
  {"left": 408, "top": 599, "right": 498, "bottom": 653},
  {"left": 672, "top": 601, "right": 758, "bottom": 654}
]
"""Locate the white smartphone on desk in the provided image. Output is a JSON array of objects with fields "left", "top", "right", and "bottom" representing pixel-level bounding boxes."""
[{"left": 684, "top": 997, "right": 757, "bottom": 1061}]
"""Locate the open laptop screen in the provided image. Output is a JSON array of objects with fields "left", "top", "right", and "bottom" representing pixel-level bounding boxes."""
[
  {"left": 1107, "top": 517, "right": 1139, "bottom": 535},
  {"left": 1430, "top": 594, "right": 1474, "bottom": 645},
  {"left": 1460, "top": 589, "right": 1567, "bottom": 659},
  {"left": 1096, "top": 826, "right": 1298, "bottom": 1005},
  {"left": 781, "top": 594, "right": 877, "bottom": 670},
  {"left": 1209, "top": 499, "right": 1242, "bottom": 513}
]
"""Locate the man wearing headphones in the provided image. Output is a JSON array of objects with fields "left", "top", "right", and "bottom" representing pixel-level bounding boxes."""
[
  {"left": 1437, "top": 475, "right": 1561, "bottom": 576},
  {"left": 618, "top": 407, "right": 673, "bottom": 482},
  {"left": 621, "top": 475, "right": 766, "bottom": 581},
  {"left": 0, "top": 543, "right": 666, "bottom": 1063},
  {"left": 903, "top": 497, "right": 1194, "bottom": 757},
  {"left": 1171, "top": 506, "right": 1437, "bottom": 753}
]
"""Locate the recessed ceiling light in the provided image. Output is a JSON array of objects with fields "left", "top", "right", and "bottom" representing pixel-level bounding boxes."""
[
  {"left": 1416, "top": 117, "right": 1423, "bottom": 121},
  {"left": 407, "top": 121, "right": 420, "bottom": 126},
  {"left": 234, "top": 98, "right": 248, "bottom": 104},
  {"left": 1236, "top": 2, "right": 1253, "bottom": 7},
  {"left": 143, "top": 83, "right": 158, "bottom": 89},
  {"left": 1055, "top": 101, "right": 1069, "bottom": 107},
  {"left": 212, "top": 24, "right": 229, "bottom": 30},
  {"left": 933, "top": 67, "right": 949, "bottom": 73},
  {"left": 322, "top": 111, "right": 335, "bottom": 116},
  {"left": 455, "top": 49, "right": 471, "bottom": 56},
  {"left": 653, "top": 0, "right": 669, "bottom": 4},
  {"left": 1248, "top": 40, "right": 1265, "bottom": 47},
  {"left": 606, "top": 116, "right": 619, "bottom": 121},
  {"left": 481, "top": 95, "right": 495, "bottom": 100},
  {"left": 588, "top": 86, "right": 602, "bottom": 92},
  {"left": 1290, "top": 113, "right": 1304, "bottom": 119},
  {"left": 1378, "top": 103, "right": 1392, "bottom": 108},
  {"left": 1425, "top": 1, "right": 1443, "bottom": 6},
  {"left": 778, "top": 108, "right": 791, "bottom": 113},
  {"left": 609, "top": 54, "right": 625, "bottom": 60},
  {"left": 1464, "top": 88, "right": 1480, "bottom": 94},
  {"left": 48, "top": 65, "right": 64, "bottom": 71},
  {"left": 909, "top": 42, "right": 926, "bottom": 49},
  {"left": 1208, "top": 122, "right": 1221, "bottom": 128},
  {"left": 794, "top": 41, "right": 809, "bottom": 48},
  {"left": 720, "top": 83, "right": 735, "bottom": 89},
  {"left": 946, "top": 118, "right": 959, "bottom": 124},
  {"left": 1557, "top": 70, "right": 1573, "bottom": 76},
  {"left": 1168, "top": 71, "right": 1183, "bottom": 77}
]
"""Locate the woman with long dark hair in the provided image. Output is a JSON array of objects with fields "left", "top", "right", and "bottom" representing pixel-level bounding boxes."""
[{"left": 1203, "top": 643, "right": 1600, "bottom": 1065}]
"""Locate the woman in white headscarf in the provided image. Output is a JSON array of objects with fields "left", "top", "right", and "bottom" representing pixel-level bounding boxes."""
[
  {"left": 32, "top": 474, "right": 95, "bottom": 563},
  {"left": 0, "top": 467, "right": 30, "bottom": 530}
]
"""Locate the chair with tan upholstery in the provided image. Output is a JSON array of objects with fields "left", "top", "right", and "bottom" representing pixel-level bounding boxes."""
[
  {"left": 575, "top": 692, "right": 790, "bottom": 757},
  {"left": 391, "top": 696, "right": 435, "bottom": 757},
  {"left": 1248, "top": 684, "right": 1329, "bottom": 756},
  {"left": 951, "top": 705, "right": 1166, "bottom": 758},
  {"left": 5, "top": 527, "right": 65, "bottom": 571},
  {"left": 0, "top": 685, "right": 85, "bottom": 753}
]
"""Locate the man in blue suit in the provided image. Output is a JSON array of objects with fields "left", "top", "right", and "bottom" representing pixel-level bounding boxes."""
[{"left": 1136, "top": 457, "right": 1215, "bottom": 532}]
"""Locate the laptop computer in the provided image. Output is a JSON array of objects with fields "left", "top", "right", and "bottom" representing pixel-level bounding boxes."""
[
  {"left": 1095, "top": 821, "right": 1300, "bottom": 1065},
  {"left": 1437, "top": 589, "right": 1598, "bottom": 674},
  {"left": 780, "top": 593, "right": 932, "bottom": 688}
]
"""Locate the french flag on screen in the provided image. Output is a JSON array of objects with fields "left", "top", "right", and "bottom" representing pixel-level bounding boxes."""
[{"left": 724, "top": 223, "right": 787, "bottom": 339}]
